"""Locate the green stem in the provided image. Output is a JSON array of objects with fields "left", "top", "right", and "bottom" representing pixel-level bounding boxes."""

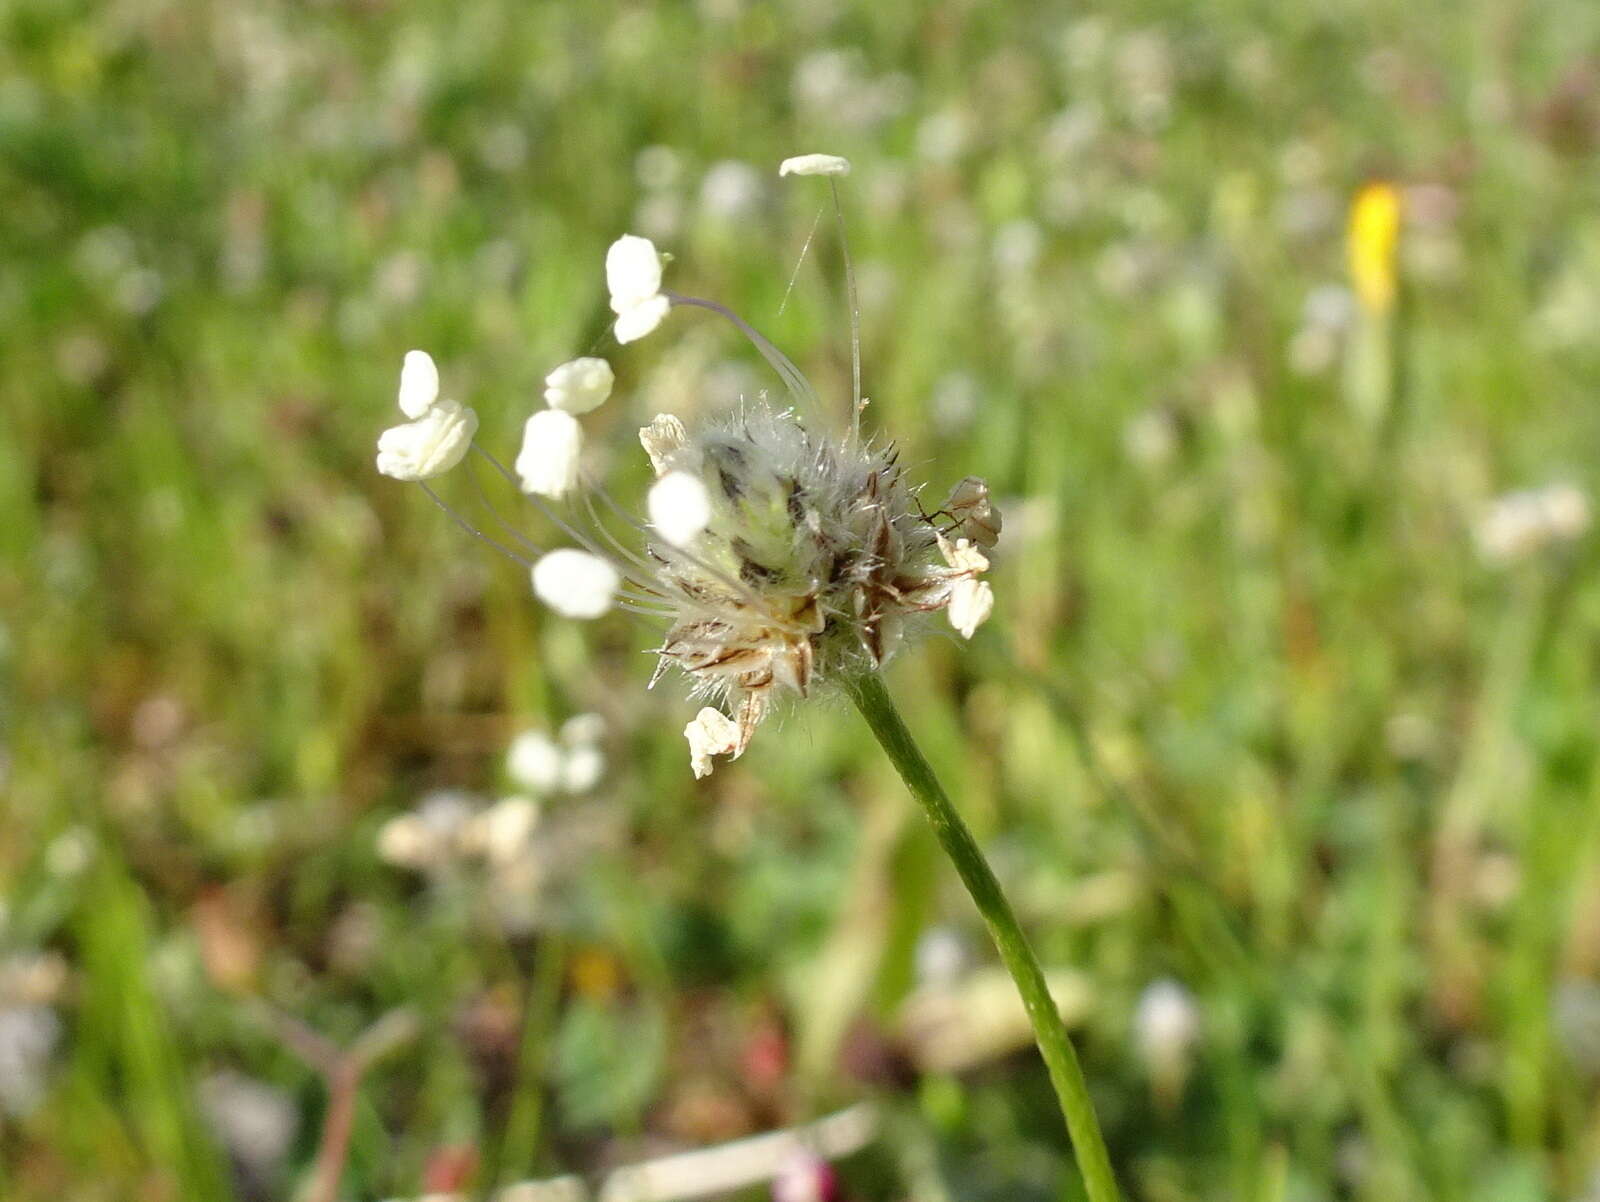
[{"left": 845, "top": 672, "right": 1122, "bottom": 1202}]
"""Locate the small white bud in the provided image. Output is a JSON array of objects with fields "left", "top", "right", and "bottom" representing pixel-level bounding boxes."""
[
  {"left": 515, "top": 408, "right": 583, "bottom": 498},
  {"left": 397, "top": 349, "right": 440, "bottom": 418},
  {"left": 648, "top": 470, "right": 713, "bottom": 547},
  {"left": 1542, "top": 482, "right": 1591, "bottom": 541},
  {"left": 1475, "top": 482, "right": 1593, "bottom": 565},
  {"left": 685, "top": 706, "right": 741, "bottom": 779},
  {"left": 375, "top": 399, "right": 478, "bottom": 481},
  {"left": 1134, "top": 978, "right": 1201, "bottom": 1068},
  {"left": 606, "top": 234, "right": 671, "bottom": 344},
  {"left": 559, "top": 712, "right": 606, "bottom": 748},
  {"left": 463, "top": 796, "right": 540, "bottom": 866},
  {"left": 778, "top": 153, "right": 851, "bottom": 178},
  {"left": 639, "top": 413, "right": 691, "bottom": 476},
  {"left": 560, "top": 744, "right": 605, "bottom": 793},
  {"left": 947, "top": 577, "right": 994, "bottom": 639},
  {"left": 377, "top": 814, "right": 430, "bottom": 868},
  {"left": 532, "top": 549, "right": 620, "bottom": 619},
  {"left": 507, "top": 730, "right": 563, "bottom": 793},
  {"left": 543, "top": 357, "right": 614, "bottom": 414}
]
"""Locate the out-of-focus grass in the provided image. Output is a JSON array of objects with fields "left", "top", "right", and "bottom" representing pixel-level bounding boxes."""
[{"left": 4, "top": 0, "right": 1600, "bottom": 1199}]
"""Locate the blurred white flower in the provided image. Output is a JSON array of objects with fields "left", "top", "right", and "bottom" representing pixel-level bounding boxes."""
[
  {"left": 515, "top": 408, "right": 583, "bottom": 498},
  {"left": 1134, "top": 977, "right": 1200, "bottom": 1106},
  {"left": 560, "top": 712, "right": 607, "bottom": 746},
  {"left": 507, "top": 715, "right": 607, "bottom": 796},
  {"left": 685, "top": 706, "right": 741, "bottom": 779},
  {"left": 561, "top": 744, "right": 605, "bottom": 793},
  {"left": 648, "top": 470, "right": 713, "bottom": 547},
  {"left": 462, "top": 796, "right": 541, "bottom": 866},
  {"left": 778, "top": 153, "right": 851, "bottom": 178},
  {"left": 914, "top": 926, "right": 969, "bottom": 989},
  {"left": 398, "top": 349, "right": 440, "bottom": 418},
  {"left": 635, "top": 144, "right": 684, "bottom": 191},
  {"left": 915, "top": 109, "right": 969, "bottom": 165},
  {"left": 607, "top": 234, "right": 671, "bottom": 344},
  {"left": 1555, "top": 979, "right": 1600, "bottom": 1075},
  {"left": 45, "top": 827, "right": 93, "bottom": 877},
  {"left": 1123, "top": 408, "right": 1179, "bottom": 469},
  {"left": 376, "top": 399, "right": 478, "bottom": 481},
  {"left": 532, "top": 549, "right": 620, "bottom": 619},
  {"left": 377, "top": 790, "right": 476, "bottom": 871},
  {"left": 507, "top": 730, "right": 564, "bottom": 793},
  {"left": 1475, "top": 482, "right": 1591, "bottom": 565},
  {"left": 700, "top": 159, "right": 764, "bottom": 219},
  {"left": 198, "top": 1071, "right": 298, "bottom": 1189},
  {"left": 542, "top": 357, "right": 614, "bottom": 415},
  {"left": 376, "top": 817, "right": 439, "bottom": 869},
  {"left": 0, "top": 1004, "right": 60, "bottom": 1117}
]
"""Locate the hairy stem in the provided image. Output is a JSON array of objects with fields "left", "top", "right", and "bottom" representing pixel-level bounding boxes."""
[{"left": 844, "top": 672, "right": 1121, "bottom": 1202}]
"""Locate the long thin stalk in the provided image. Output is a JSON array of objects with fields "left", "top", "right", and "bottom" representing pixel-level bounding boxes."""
[{"left": 844, "top": 672, "right": 1121, "bottom": 1202}]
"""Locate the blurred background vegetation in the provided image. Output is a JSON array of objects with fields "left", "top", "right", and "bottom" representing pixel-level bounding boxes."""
[{"left": 6, "top": 0, "right": 1600, "bottom": 1198}]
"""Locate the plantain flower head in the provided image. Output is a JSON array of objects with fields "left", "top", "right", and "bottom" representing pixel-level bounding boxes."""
[
  {"left": 378, "top": 167, "right": 999, "bottom": 779},
  {"left": 635, "top": 405, "right": 996, "bottom": 774}
]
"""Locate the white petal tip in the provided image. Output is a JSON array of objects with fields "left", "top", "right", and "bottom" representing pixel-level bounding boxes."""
[
  {"left": 685, "top": 707, "right": 741, "bottom": 779},
  {"left": 648, "top": 470, "right": 712, "bottom": 547},
  {"left": 531, "top": 549, "right": 619, "bottom": 620},
  {"left": 543, "top": 357, "right": 615, "bottom": 414},
  {"left": 614, "top": 294, "right": 671, "bottom": 344},
  {"left": 779, "top": 153, "right": 851, "bottom": 178},
  {"left": 375, "top": 400, "right": 477, "bottom": 481},
  {"left": 397, "top": 349, "right": 441, "bottom": 418},
  {"left": 515, "top": 408, "right": 583, "bottom": 499}
]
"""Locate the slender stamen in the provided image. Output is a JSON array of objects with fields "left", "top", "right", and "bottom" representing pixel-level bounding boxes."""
[
  {"left": 830, "top": 178, "right": 863, "bottom": 443},
  {"left": 471, "top": 445, "right": 653, "bottom": 593},
  {"left": 418, "top": 482, "right": 532, "bottom": 568},
  {"left": 577, "top": 483, "right": 672, "bottom": 583},
  {"left": 777, "top": 202, "right": 826, "bottom": 317},
  {"left": 467, "top": 459, "right": 545, "bottom": 557},
  {"left": 586, "top": 477, "right": 778, "bottom": 616},
  {"left": 664, "top": 292, "right": 819, "bottom": 413}
]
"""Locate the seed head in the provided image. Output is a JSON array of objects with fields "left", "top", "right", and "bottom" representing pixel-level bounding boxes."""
[
  {"left": 639, "top": 404, "right": 995, "bottom": 770},
  {"left": 377, "top": 159, "right": 1000, "bottom": 779}
]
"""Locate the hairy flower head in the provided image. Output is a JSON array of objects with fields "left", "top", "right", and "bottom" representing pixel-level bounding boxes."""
[
  {"left": 637, "top": 404, "right": 996, "bottom": 769},
  {"left": 378, "top": 158, "right": 998, "bottom": 778}
]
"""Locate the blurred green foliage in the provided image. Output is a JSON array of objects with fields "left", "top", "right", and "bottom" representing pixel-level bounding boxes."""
[{"left": 5, "top": 0, "right": 1600, "bottom": 1198}]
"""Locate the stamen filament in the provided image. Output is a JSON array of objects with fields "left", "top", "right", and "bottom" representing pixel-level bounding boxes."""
[
  {"left": 665, "top": 292, "right": 819, "bottom": 413},
  {"left": 829, "top": 178, "right": 863, "bottom": 443},
  {"left": 418, "top": 481, "right": 533, "bottom": 569},
  {"left": 472, "top": 446, "right": 651, "bottom": 593}
]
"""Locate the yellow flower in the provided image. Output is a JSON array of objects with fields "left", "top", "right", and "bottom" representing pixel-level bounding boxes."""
[{"left": 1347, "top": 181, "right": 1402, "bottom": 314}]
